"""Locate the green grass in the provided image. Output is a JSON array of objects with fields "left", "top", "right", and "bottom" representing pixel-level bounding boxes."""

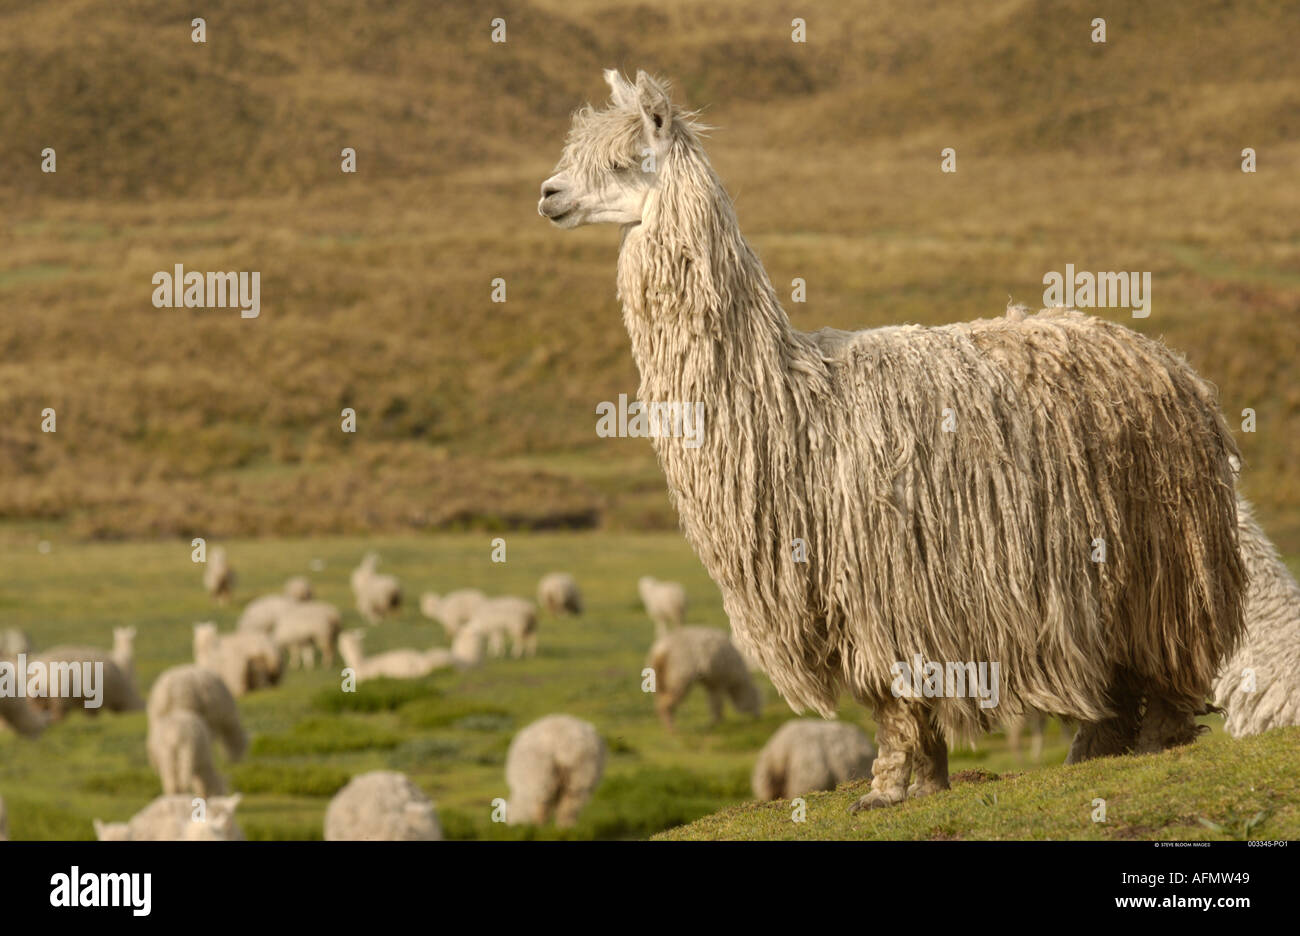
[
  {"left": 657, "top": 728, "right": 1300, "bottom": 841},
  {"left": 1, "top": 530, "right": 1296, "bottom": 840}
]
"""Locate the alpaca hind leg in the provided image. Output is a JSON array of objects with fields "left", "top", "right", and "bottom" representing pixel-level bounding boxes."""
[
  {"left": 850, "top": 699, "right": 916, "bottom": 812},
  {"left": 1136, "top": 695, "right": 1203, "bottom": 754},
  {"left": 1066, "top": 680, "right": 1140, "bottom": 763}
]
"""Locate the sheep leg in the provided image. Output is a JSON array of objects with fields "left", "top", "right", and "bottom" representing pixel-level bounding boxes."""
[
  {"left": 1135, "top": 695, "right": 1202, "bottom": 754},
  {"left": 850, "top": 699, "right": 915, "bottom": 812}
]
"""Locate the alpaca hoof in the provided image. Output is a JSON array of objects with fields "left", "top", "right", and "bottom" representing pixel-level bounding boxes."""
[
  {"left": 848, "top": 791, "right": 901, "bottom": 813},
  {"left": 907, "top": 782, "right": 948, "bottom": 799}
]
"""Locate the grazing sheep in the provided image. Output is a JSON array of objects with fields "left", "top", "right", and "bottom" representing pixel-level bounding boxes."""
[
  {"left": 506, "top": 715, "right": 606, "bottom": 827},
  {"left": 0, "top": 696, "right": 47, "bottom": 738},
  {"left": 324, "top": 771, "right": 442, "bottom": 841},
  {"left": 0, "top": 629, "right": 30, "bottom": 658},
  {"left": 541, "top": 71, "right": 1247, "bottom": 809},
  {"left": 25, "top": 643, "right": 144, "bottom": 719},
  {"left": 752, "top": 720, "right": 876, "bottom": 800},
  {"left": 147, "top": 710, "right": 226, "bottom": 798},
  {"left": 283, "top": 576, "right": 313, "bottom": 602},
  {"left": 638, "top": 577, "right": 686, "bottom": 638},
  {"left": 351, "top": 553, "right": 402, "bottom": 625},
  {"left": 537, "top": 573, "right": 584, "bottom": 616},
  {"left": 338, "top": 629, "right": 454, "bottom": 682},
  {"left": 203, "top": 546, "right": 235, "bottom": 604},
  {"left": 236, "top": 593, "right": 297, "bottom": 636},
  {"left": 273, "top": 600, "right": 342, "bottom": 669},
  {"left": 193, "top": 622, "right": 283, "bottom": 696},
  {"left": 466, "top": 597, "right": 538, "bottom": 658},
  {"left": 1214, "top": 498, "right": 1300, "bottom": 737},
  {"left": 0, "top": 794, "right": 6, "bottom": 841},
  {"left": 420, "top": 589, "right": 486, "bottom": 638},
  {"left": 147, "top": 664, "right": 247, "bottom": 761},
  {"left": 94, "top": 794, "right": 244, "bottom": 841},
  {"left": 647, "top": 627, "right": 762, "bottom": 729}
]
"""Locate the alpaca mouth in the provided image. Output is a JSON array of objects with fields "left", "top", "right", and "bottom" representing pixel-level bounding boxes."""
[{"left": 547, "top": 209, "right": 573, "bottom": 224}]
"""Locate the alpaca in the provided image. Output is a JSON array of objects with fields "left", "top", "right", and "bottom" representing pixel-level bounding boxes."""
[
  {"left": 466, "top": 597, "right": 538, "bottom": 658},
  {"left": 505, "top": 715, "right": 606, "bottom": 827},
  {"left": 351, "top": 553, "right": 402, "bottom": 625},
  {"left": 419, "top": 588, "right": 486, "bottom": 638},
  {"left": 94, "top": 795, "right": 244, "bottom": 841},
  {"left": 537, "top": 573, "right": 584, "bottom": 616},
  {"left": 147, "top": 664, "right": 247, "bottom": 761},
  {"left": 203, "top": 546, "right": 234, "bottom": 604},
  {"left": 147, "top": 710, "right": 226, "bottom": 797},
  {"left": 540, "top": 71, "right": 1246, "bottom": 810},
  {"left": 324, "top": 771, "right": 442, "bottom": 841},
  {"left": 638, "top": 576, "right": 686, "bottom": 638},
  {"left": 647, "top": 626, "right": 762, "bottom": 729},
  {"left": 752, "top": 719, "right": 876, "bottom": 800},
  {"left": 1213, "top": 498, "right": 1300, "bottom": 737},
  {"left": 337, "top": 629, "right": 454, "bottom": 682}
]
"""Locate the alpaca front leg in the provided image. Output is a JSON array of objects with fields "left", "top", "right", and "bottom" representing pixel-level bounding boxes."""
[
  {"left": 850, "top": 699, "right": 915, "bottom": 812},
  {"left": 1066, "top": 678, "right": 1141, "bottom": 763},
  {"left": 907, "top": 710, "right": 949, "bottom": 798},
  {"left": 1135, "top": 695, "right": 1202, "bottom": 754}
]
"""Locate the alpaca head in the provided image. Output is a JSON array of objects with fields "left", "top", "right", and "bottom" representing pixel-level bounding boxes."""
[
  {"left": 193, "top": 622, "right": 219, "bottom": 658},
  {"left": 539, "top": 70, "right": 686, "bottom": 229},
  {"left": 112, "top": 626, "right": 136, "bottom": 656}
]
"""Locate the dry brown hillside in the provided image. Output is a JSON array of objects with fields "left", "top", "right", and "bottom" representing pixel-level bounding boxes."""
[{"left": 1, "top": 0, "right": 1297, "bottom": 543}]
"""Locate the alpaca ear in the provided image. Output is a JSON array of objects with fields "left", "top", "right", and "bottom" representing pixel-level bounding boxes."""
[
  {"left": 604, "top": 69, "right": 636, "bottom": 109},
  {"left": 634, "top": 70, "right": 672, "bottom": 145}
]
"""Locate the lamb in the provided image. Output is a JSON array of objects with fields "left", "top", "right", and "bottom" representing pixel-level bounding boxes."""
[
  {"left": 1213, "top": 498, "right": 1300, "bottom": 737},
  {"left": 324, "top": 771, "right": 442, "bottom": 841},
  {"left": 540, "top": 71, "right": 1247, "bottom": 809},
  {"left": 193, "top": 622, "right": 283, "bottom": 696},
  {"left": 646, "top": 627, "right": 762, "bottom": 729},
  {"left": 466, "top": 596, "right": 538, "bottom": 658},
  {"left": 203, "top": 546, "right": 235, "bottom": 604},
  {"left": 146, "top": 664, "right": 247, "bottom": 761},
  {"left": 25, "top": 642, "right": 144, "bottom": 719},
  {"left": 147, "top": 710, "right": 226, "bottom": 797},
  {"left": 93, "top": 794, "right": 244, "bottom": 841},
  {"left": 537, "top": 573, "right": 584, "bottom": 616},
  {"left": 283, "top": 576, "right": 313, "bottom": 602},
  {"left": 505, "top": 715, "right": 606, "bottom": 827},
  {"left": 338, "top": 629, "right": 454, "bottom": 682},
  {"left": 752, "top": 719, "right": 876, "bottom": 800},
  {"left": 273, "top": 600, "right": 342, "bottom": 669},
  {"left": 419, "top": 588, "right": 486, "bottom": 638},
  {"left": 0, "top": 628, "right": 30, "bottom": 658},
  {"left": 351, "top": 552, "right": 402, "bottom": 625},
  {"left": 638, "top": 576, "right": 686, "bottom": 638}
]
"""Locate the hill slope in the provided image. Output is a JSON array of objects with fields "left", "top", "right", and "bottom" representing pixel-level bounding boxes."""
[
  {"left": 1, "top": 0, "right": 1298, "bottom": 541},
  {"left": 656, "top": 727, "right": 1300, "bottom": 840}
]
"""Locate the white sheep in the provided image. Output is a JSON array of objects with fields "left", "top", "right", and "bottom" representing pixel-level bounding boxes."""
[
  {"left": 147, "top": 710, "right": 226, "bottom": 798},
  {"left": 752, "top": 720, "right": 876, "bottom": 800},
  {"left": 324, "top": 771, "right": 442, "bottom": 841},
  {"left": 419, "top": 588, "right": 486, "bottom": 638},
  {"left": 466, "top": 596, "right": 538, "bottom": 658},
  {"left": 338, "top": 629, "right": 454, "bottom": 682},
  {"left": 638, "top": 576, "right": 687, "bottom": 638},
  {"left": 193, "top": 622, "right": 283, "bottom": 696},
  {"left": 647, "top": 627, "right": 762, "bottom": 729},
  {"left": 0, "top": 628, "right": 30, "bottom": 658},
  {"left": 537, "top": 573, "right": 583, "bottom": 616},
  {"left": 203, "top": 546, "right": 235, "bottom": 604},
  {"left": 94, "top": 794, "right": 244, "bottom": 841},
  {"left": 506, "top": 715, "right": 606, "bottom": 827},
  {"left": 273, "top": 600, "right": 342, "bottom": 669},
  {"left": 351, "top": 553, "right": 402, "bottom": 625},
  {"left": 147, "top": 664, "right": 247, "bottom": 761}
]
